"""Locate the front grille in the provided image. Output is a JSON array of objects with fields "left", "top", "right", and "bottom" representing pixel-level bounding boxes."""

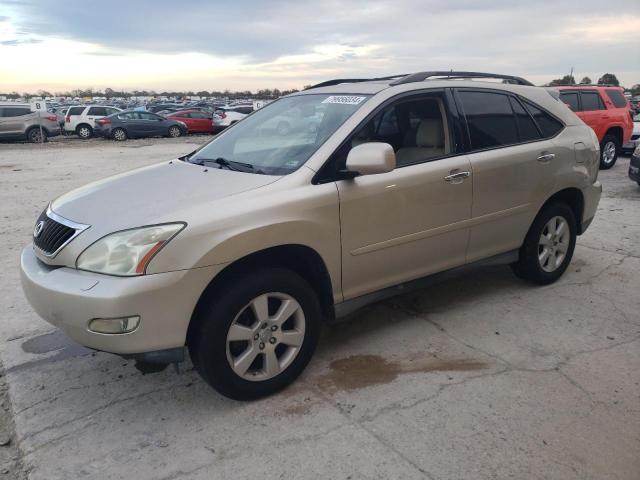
[{"left": 33, "top": 209, "right": 76, "bottom": 256}]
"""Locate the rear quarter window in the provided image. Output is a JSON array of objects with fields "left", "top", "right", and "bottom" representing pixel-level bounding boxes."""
[
  {"left": 605, "top": 89, "right": 628, "bottom": 108},
  {"left": 522, "top": 100, "right": 564, "bottom": 138}
]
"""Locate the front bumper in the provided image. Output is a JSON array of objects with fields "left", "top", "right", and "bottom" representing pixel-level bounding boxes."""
[
  {"left": 629, "top": 154, "right": 640, "bottom": 183},
  {"left": 20, "top": 246, "right": 223, "bottom": 355}
]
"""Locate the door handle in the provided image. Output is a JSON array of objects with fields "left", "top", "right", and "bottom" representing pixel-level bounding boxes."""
[
  {"left": 537, "top": 153, "right": 555, "bottom": 163},
  {"left": 444, "top": 171, "right": 471, "bottom": 183}
]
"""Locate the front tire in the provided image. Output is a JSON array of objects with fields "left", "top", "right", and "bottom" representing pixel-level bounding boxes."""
[
  {"left": 511, "top": 203, "right": 577, "bottom": 285},
  {"left": 168, "top": 126, "right": 182, "bottom": 138},
  {"left": 189, "top": 268, "right": 321, "bottom": 400},
  {"left": 599, "top": 134, "right": 619, "bottom": 169}
]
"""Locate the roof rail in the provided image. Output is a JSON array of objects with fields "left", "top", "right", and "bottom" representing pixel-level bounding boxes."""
[
  {"left": 555, "top": 83, "right": 618, "bottom": 88},
  {"left": 304, "top": 75, "right": 407, "bottom": 90},
  {"left": 389, "top": 71, "right": 534, "bottom": 87}
]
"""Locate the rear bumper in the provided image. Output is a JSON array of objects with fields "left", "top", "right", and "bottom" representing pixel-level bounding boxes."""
[
  {"left": 20, "top": 246, "right": 223, "bottom": 355},
  {"left": 580, "top": 181, "right": 602, "bottom": 234}
]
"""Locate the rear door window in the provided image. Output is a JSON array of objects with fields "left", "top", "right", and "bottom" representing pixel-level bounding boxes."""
[
  {"left": 580, "top": 91, "right": 605, "bottom": 111},
  {"left": 458, "top": 90, "right": 519, "bottom": 150},
  {"left": 509, "top": 97, "right": 541, "bottom": 142},
  {"left": 87, "top": 107, "right": 107, "bottom": 116},
  {"left": 67, "top": 106, "right": 85, "bottom": 116},
  {"left": 605, "top": 89, "right": 628, "bottom": 108},
  {"left": 559, "top": 91, "right": 580, "bottom": 111}
]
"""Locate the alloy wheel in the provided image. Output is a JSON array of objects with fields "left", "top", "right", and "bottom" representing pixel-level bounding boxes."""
[
  {"left": 538, "top": 216, "right": 570, "bottom": 272},
  {"left": 225, "top": 292, "right": 305, "bottom": 382},
  {"left": 113, "top": 129, "right": 127, "bottom": 141},
  {"left": 602, "top": 141, "right": 616, "bottom": 165},
  {"left": 169, "top": 126, "right": 181, "bottom": 137}
]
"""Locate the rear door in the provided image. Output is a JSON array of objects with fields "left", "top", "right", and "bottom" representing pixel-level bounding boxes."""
[
  {"left": 578, "top": 90, "right": 608, "bottom": 141},
  {"left": 189, "top": 111, "right": 211, "bottom": 132},
  {"left": 455, "top": 89, "right": 563, "bottom": 262},
  {"left": 86, "top": 106, "right": 108, "bottom": 127}
]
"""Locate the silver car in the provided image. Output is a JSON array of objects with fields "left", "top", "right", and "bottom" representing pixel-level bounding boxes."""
[
  {"left": 21, "top": 71, "right": 602, "bottom": 399},
  {"left": 0, "top": 104, "right": 61, "bottom": 142}
]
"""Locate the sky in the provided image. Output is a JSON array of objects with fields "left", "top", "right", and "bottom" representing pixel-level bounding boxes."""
[{"left": 0, "top": 0, "right": 639, "bottom": 93}]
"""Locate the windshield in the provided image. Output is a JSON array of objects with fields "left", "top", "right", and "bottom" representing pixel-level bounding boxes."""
[{"left": 188, "top": 93, "right": 370, "bottom": 175}]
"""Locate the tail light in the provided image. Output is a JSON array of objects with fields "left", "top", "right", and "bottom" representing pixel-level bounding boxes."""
[
  {"left": 45, "top": 115, "right": 57, "bottom": 122},
  {"left": 65, "top": 116, "right": 70, "bottom": 123},
  {"left": 218, "top": 112, "right": 226, "bottom": 119},
  {"left": 96, "top": 119, "right": 111, "bottom": 125}
]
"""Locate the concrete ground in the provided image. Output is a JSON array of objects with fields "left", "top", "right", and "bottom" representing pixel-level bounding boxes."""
[{"left": 0, "top": 137, "right": 638, "bottom": 480}]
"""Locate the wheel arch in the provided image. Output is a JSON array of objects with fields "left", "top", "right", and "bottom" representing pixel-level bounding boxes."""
[
  {"left": 604, "top": 126, "right": 623, "bottom": 146},
  {"left": 540, "top": 187, "right": 585, "bottom": 234},
  {"left": 187, "top": 244, "right": 335, "bottom": 347}
]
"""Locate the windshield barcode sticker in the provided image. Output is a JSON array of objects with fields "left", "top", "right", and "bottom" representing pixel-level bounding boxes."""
[{"left": 322, "top": 95, "right": 366, "bottom": 105}]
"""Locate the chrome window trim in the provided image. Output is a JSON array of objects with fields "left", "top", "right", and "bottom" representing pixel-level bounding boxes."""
[{"left": 33, "top": 204, "right": 91, "bottom": 258}]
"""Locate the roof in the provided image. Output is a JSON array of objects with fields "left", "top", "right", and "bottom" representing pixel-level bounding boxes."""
[{"left": 295, "top": 71, "right": 536, "bottom": 96}]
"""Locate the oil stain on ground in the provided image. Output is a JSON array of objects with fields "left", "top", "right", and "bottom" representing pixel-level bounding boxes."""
[
  {"left": 316, "top": 354, "right": 488, "bottom": 393},
  {"left": 10, "top": 330, "right": 91, "bottom": 373}
]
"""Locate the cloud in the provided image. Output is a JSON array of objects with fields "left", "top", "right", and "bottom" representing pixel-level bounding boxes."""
[
  {"left": 1, "top": 0, "right": 639, "bottom": 88},
  {"left": 0, "top": 37, "right": 41, "bottom": 46}
]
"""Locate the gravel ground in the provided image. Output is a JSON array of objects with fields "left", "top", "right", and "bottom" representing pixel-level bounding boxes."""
[{"left": 0, "top": 138, "right": 638, "bottom": 479}]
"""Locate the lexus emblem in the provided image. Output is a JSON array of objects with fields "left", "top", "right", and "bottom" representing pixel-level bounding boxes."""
[{"left": 33, "top": 220, "right": 45, "bottom": 238}]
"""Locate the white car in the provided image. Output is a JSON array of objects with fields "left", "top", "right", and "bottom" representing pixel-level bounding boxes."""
[
  {"left": 64, "top": 105, "right": 122, "bottom": 139},
  {"left": 622, "top": 113, "right": 640, "bottom": 154},
  {"left": 212, "top": 105, "right": 253, "bottom": 132}
]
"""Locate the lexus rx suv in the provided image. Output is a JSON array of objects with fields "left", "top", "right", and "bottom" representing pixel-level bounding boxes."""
[{"left": 21, "top": 71, "right": 602, "bottom": 400}]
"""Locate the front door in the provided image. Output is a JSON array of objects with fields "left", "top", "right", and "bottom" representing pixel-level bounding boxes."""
[{"left": 337, "top": 92, "right": 473, "bottom": 300}]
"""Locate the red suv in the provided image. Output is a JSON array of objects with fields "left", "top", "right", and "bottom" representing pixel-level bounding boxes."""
[{"left": 554, "top": 86, "right": 633, "bottom": 169}]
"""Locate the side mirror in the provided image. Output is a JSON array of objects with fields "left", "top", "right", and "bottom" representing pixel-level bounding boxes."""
[{"left": 344, "top": 142, "right": 396, "bottom": 177}]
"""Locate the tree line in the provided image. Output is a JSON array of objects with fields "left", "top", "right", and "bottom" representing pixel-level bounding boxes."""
[
  {"left": 0, "top": 87, "right": 303, "bottom": 100},
  {"left": 546, "top": 72, "right": 640, "bottom": 94},
  {"left": 3, "top": 73, "right": 639, "bottom": 99}
]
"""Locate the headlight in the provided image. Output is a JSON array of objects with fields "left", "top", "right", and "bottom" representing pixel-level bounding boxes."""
[{"left": 76, "top": 223, "right": 185, "bottom": 276}]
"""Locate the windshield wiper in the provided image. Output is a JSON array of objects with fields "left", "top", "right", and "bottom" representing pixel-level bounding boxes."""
[{"left": 192, "top": 157, "right": 255, "bottom": 172}]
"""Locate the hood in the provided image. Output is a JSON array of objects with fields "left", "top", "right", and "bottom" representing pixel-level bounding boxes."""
[{"left": 51, "top": 160, "right": 280, "bottom": 228}]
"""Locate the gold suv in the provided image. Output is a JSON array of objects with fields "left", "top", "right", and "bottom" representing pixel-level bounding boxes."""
[{"left": 20, "top": 71, "right": 602, "bottom": 399}]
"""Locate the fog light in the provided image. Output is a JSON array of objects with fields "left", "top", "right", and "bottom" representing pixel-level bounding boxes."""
[{"left": 88, "top": 316, "right": 140, "bottom": 334}]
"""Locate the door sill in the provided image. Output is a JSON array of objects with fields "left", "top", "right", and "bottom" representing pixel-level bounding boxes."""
[{"left": 333, "top": 250, "right": 519, "bottom": 319}]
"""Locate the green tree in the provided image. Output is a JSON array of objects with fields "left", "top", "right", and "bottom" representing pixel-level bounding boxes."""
[
  {"left": 549, "top": 75, "right": 576, "bottom": 86},
  {"left": 597, "top": 73, "right": 619, "bottom": 86},
  {"left": 580, "top": 76, "right": 592, "bottom": 84}
]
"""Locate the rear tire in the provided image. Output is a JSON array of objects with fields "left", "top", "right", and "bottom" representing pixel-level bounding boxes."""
[
  {"left": 27, "top": 128, "right": 47, "bottom": 143},
  {"left": 189, "top": 268, "right": 321, "bottom": 400},
  {"left": 112, "top": 128, "right": 127, "bottom": 141},
  {"left": 511, "top": 203, "right": 576, "bottom": 285},
  {"left": 76, "top": 124, "right": 93, "bottom": 139},
  {"left": 599, "top": 134, "right": 619, "bottom": 169}
]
